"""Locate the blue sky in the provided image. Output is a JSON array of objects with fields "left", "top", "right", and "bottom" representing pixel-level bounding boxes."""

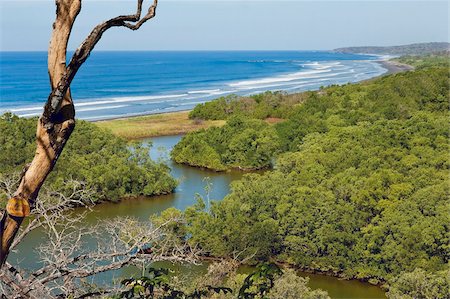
[{"left": 0, "top": 0, "right": 448, "bottom": 51}]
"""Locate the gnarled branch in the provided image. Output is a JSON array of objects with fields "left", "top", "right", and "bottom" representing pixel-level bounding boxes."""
[{"left": 1, "top": 0, "right": 159, "bottom": 267}]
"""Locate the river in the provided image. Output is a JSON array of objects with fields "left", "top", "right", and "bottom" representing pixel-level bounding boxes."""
[{"left": 11, "top": 135, "right": 386, "bottom": 298}]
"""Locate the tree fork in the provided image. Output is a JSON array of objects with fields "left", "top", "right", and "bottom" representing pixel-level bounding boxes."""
[{"left": 0, "top": 0, "right": 158, "bottom": 267}]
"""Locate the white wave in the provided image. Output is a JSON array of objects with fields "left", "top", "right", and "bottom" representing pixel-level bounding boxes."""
[
  {"left": 8, "top": 94, "right": 188, "bottom": 113},
  {"left": 75, "top": 93, "right": 187, "bottom": 107},
  {"left": 5, "top": 59, "right": 386, "bottom": 121},
  {"left": 208, "top": 90, "right": 232, "bottom": 96},
  {"left": 180, "top": 96, "right": 199, "bottom": 101},
  {"left": 228, "top": 69, "right": 331, "bottom": 88},
  {"left": 232, "top": 70, "right": 353, "bottom": 91},
  {"left": 85, "top": 106, "right": 188, "bottom": 121},
  {"left": 77, "top": 104, "right": 128, "bottom": 112},
  {"left": 10, "top": 106, "right": 43, "bottom": 112},
  {"left": 95, "top": 88, "right": 145, "bottom": 93},
  {"left": 178, "top": 101, "right": 207, "bottom": 106},
  {"left": 15, "top": 104, "right": 129, "bottom": 117},
  {"left": 19, "top": 112, "right": 41, "bottom": 117},
  {"left": 282, "top": 82, "right": 326, "bottom": 91},
  {"left": 188, "top": 89, "right": 221, "bottom": 94},
  {"left": 302, "top": 61, "right": 341, "bottom": 70},
  {"left": 302, "top": 61, "right": 320, "bottom": 66},
  {"left": 323, "top": 62, "right": 342, "bottom": 66},
  {"left": 234, "top": 81, "right": 313, "bottom": 91},
  {"left": 247, "top": 60, "right": 285, "bottom": 63},
  {"left": 242, "top": 81, "right": 324, "bottom": 95}
]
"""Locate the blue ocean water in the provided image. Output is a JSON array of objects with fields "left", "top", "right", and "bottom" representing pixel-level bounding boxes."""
[{"left": 0, "top": 51, "right": 387, "bottom": 120}]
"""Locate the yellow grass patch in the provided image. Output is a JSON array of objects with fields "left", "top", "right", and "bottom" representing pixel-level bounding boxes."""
[{"left": 96, "top": 111, "right": 226, "bottom": 140}]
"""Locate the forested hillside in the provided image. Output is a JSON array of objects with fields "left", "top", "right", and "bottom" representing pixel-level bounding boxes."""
[
  {"left": 176, "top": 66, "right": 448, "bottom": 169},
  {"left": 394, "top": 51, "right": 449, "bottom": 69},
  {"left": 0, "top": 115, "right": 177, "bottom": 203},
  {"left": 167, "top": 63, "right": 449, "bottom": 297},
  {"left": 185, "top": 112, "right": 448, "bottom": 276},
  {"left": 188, "top": 92, "right": 307, "bottom": 121},
  {"left": 333, "top": 42, "right": 449, "bottom": 55}
]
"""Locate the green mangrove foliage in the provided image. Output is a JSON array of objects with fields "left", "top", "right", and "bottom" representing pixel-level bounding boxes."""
[
  {"left": 188, "top": 92, "right": 307, "bottom": 121},
  {"left": 275, "top": 66, "right": 449, "bottom": 151},
  {"left": 168, "top": 66, "right": 449, "bottom": 295},
  {"left": 386, "top": 268, "right": 449, "bottom": 299},
  {"left": 186, "top": 66, "right": 449, "bottom": 153},
  {"left": 188, "top": 67, "right": 448, "bottom": 150},
  {"left": 171, "top": 117, "right": 281, "bottom": 171},
  {"left": 394, "top": 52, "right": 449, "bottom": 69},
  {"left": 0, "top": 114, "right": 177, "bottom": 202},
  {"left": 184, "top": 113, "right": 448, "bottom": 280}
]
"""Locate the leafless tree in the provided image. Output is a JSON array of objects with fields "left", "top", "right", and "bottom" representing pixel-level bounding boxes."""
[
  {"left": 0, "top": 179, "right": 200, "bottom": 298},
  {"left": 0, "top": 0, "right": 159, "bottom": 267}
]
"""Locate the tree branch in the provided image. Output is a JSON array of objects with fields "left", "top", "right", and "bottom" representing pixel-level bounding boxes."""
[
  {"left": 1, "top": 0, "right": 159, "bottom": 267},
  {"left": 43, "top": 0, "right": 158, "bottom": 123}
]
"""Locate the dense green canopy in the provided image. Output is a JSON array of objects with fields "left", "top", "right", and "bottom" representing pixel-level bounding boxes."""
[
  {"left": 171, "top": 117, "right": 281, "bottom": 171},
  {"left": 0, "top": 114, "right": 177, "bottom": 202},
  {"left": 186, "top": 113, "right": 448, "bottom": 278},
  {"left": 276, "top": 66, "right": 448, "bottom": 151},
  {"left": 169, "top": 64, "right": 449, "bottom": 295},
  {"left": 188, "top": 92, "right": 307, "bottom": 121},
  {"left": 394, "top": 52, "right": 450, "bottom": 69}
]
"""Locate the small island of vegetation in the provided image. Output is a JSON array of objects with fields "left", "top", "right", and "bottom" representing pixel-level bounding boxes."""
[
  {"left": 0, "top": 114, "right": 177, "bottom": 204},
  {"left": 171, "top": 117, "right": 281, "bottom": 171}
]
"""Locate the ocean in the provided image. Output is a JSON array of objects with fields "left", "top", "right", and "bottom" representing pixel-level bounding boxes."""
[{"left": 0, "top": 51, "right": 387, "bottom": 120}]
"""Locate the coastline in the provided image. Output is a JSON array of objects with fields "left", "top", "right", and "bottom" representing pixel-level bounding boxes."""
[
  {"left": 376, "top": 59, "right": 414, "bottom": 74},
  {"left": 2, "top": 51, "right": 389, "bottom": 120},
  {"left": 98, "top": 58, "right": 413, "bottom": 140}
]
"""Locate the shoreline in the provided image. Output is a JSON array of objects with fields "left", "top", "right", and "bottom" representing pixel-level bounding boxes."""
[
  {"left": 97, "top": 58, "right": 413, "bottom": 140},
  {"left": 376, "top": 59, "right": 414, "bottom": 74}
]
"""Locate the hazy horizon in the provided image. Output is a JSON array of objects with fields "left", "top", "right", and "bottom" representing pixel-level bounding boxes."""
[{"left": 0, "top": 43, "right": 448, "bottom": 53}]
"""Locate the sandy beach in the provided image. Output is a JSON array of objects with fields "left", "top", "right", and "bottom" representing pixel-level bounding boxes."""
[{"left": 377, "top": 59, "right": 415, "bottom": 74}]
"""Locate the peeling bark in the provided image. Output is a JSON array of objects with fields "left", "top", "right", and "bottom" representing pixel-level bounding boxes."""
[{"left": 0, "top": 0, "right": 158, "bottom": 267}]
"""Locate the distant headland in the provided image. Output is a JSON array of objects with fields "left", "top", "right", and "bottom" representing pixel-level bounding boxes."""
[{"left": 333, "top": 42, "right": 450, "bottom": 55}]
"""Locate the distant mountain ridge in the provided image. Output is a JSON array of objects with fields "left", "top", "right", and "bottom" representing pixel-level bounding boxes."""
[{"left": 333, "top": 42, "right": 450, "bottom": 55}]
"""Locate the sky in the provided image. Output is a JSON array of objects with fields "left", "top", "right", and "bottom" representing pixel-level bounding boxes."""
[{"left": 0, "top": 0, "right": 448, "bottom": 51}]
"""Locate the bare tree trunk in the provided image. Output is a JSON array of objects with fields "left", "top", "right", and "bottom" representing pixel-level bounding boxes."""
[
  {"left": 0, "top": 0, "right": 158, "bottom": 267},
  {"left": 0, "top": 0, "right": 81, "bottom": 267}
]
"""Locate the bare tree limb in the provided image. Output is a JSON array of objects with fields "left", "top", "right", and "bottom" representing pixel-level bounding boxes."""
[
  {"left": 43, "top": 0, "right": 158, "bottom": 123},
  {"left": 1, "top": 0, "right": 159, "bottom": 267}
]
